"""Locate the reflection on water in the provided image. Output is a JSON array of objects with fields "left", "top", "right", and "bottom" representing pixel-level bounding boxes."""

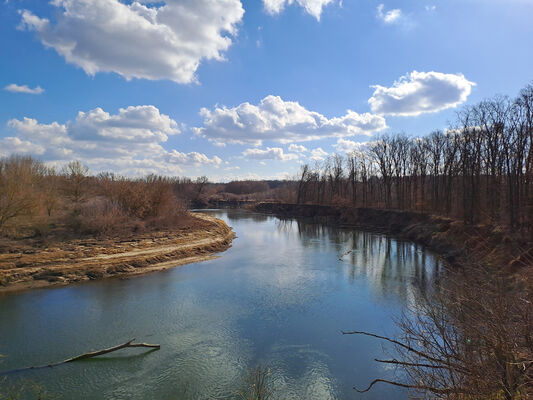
[
  {"left": 0, "top": 209, "right": 443, "bottom": 399},
  {"left": 273, "top": 217, "right": 442, "bottom": 303},
  {"left": 225, "top": 211, "right": 270, "bottom": 223}
]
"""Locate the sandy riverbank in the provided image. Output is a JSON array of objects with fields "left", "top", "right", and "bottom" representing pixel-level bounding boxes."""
[{"left": 0, "top": 213, "right": 235, "bottom": 293}]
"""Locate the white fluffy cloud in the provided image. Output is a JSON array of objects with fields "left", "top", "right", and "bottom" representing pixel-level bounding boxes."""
[
  {"left": 4, "top": 83, "right": 44, "bottom": 94},
  {"left": 368, "top": 71, "right": 476, "bottom": 116},
  {"left": 2, "top": 105, "right": 222, "bottom": 176},
  {"left": 242, "top": 147, "right": 299, "bottom": 161},
  {"left": 194, "top": 95, "right": 387, "bottom": 146},
  {"left": 263, "top": 0, "right": 336, "bottom": 20},
  {"left": 310, "top": 147, "right": 328, "bottom": 161},
  {"left": 19, "top": 0, "right": 244, "bottom": 84},
  {"left": 376, "top": 4, "right": 402, "bottom": 24},
  {"left": 0, "top": 137, "right": 46, "bottom": 155},
  {"left": 333, "top": 138, "right": 374, "bottom": 154},
  {"left": 288, "top": 144, "right": 307, "bottom": 153}
]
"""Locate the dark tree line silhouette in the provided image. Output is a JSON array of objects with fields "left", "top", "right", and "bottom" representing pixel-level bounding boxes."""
[{"left": 295, "top": 83, "right": 533, "bottom": 234}]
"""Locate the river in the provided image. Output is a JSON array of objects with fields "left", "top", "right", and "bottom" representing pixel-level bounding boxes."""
[{"left": 0, "top": 209, "right": 443, "bottom": 399}]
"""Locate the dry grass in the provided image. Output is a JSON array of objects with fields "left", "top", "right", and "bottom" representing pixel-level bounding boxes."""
[{"left": 0, "top": 213, "right": 234, "bottom": 292}]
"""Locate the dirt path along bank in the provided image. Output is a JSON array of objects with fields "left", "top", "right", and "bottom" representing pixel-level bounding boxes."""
[{"left": 0, "top": 213, "right": 235, "bottom": 293}]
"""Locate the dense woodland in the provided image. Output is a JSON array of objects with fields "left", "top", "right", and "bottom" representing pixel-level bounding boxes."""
[{"left": 294, "top": 83, "right": 533, "bottom": 234}]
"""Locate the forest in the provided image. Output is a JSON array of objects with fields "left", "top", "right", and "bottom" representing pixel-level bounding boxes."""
[{"left": 292, "top": 83, "right": 533, "bottom": 234}]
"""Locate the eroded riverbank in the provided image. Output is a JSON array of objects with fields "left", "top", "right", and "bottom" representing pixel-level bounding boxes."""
[
  {"left": 253, "top": 202, "right": 531, "bottom": 269},
  {"left": 0, "top": 213, "right": 235, "bottom": 293}
]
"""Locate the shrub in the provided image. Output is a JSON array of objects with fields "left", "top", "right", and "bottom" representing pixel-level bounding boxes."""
[
  {"left": 0, "top": 156, "right": 45, "bottom": 229},
  {"left": 69, "top": 198, "right": 128, "bottom": 235}
]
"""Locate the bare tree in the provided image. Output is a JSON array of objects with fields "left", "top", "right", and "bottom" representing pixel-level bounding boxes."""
[
  {"left": 195, "top": 176, "right": 209, "bottom": 201},
  {"left": 343, "top": 257, "right": 533, "bottom": 399},
  {"left": 42, "top": 166, "right": 60, "bottom": 217},
  {"left": 62, "top": 160, "right": 89, "bottom": 205},
  {"left": 371, "top": 136, "right": 394, "bottom": 208},
  {"left": 0, "top": 156, "right": 45, "bottom": 228},
  {"left": 296, "top": 164, "right": 310, "bottom": 204}
]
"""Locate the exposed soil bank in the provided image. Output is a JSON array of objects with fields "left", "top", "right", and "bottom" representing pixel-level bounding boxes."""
[
  {"left": 254, "top": 202, "right": 530, "bottom": 268},
  {"left": 0, "top": 213, "right": 235, "bottom": 293}
]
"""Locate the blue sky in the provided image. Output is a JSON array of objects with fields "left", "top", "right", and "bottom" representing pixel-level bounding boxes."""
[{"left": 1, "top": 0, "right": 532, "bottom": 180}]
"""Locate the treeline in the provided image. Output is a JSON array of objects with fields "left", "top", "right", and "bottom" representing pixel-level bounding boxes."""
[
  {"left": 0, "top": 153, "right": 291, "bottom": 238},
  {"left": 0, "top": 157, "right": 210, "bottom": 237},
  {"left": 295, "top": 83, "right": 533, "bottom": 232},
  {"left": 209, "top": 180, "right": 289, "bottom": 201}
]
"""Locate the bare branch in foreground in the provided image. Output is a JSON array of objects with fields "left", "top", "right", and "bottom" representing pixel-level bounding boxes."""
[{"left": 353, "top": 378, "right": 466, "bottom": 395}]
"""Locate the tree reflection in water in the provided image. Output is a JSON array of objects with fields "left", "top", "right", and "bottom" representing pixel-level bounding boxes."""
[{"left": 272, "top": 215, "right": 443, "bottom": 305}]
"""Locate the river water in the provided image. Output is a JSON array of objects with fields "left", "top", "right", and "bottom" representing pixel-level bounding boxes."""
[{"left": 0, "top": 210, "right": 443, "bottom": 399}]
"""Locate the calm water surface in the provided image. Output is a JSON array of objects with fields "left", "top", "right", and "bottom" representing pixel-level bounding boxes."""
[{"left": 0, "top": 210, "right": 443, "bottom": 399}]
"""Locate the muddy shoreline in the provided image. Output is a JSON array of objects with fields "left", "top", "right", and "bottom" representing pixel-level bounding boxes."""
[{"left": 0, "top": 213, "right": 235, "bottom": 294}]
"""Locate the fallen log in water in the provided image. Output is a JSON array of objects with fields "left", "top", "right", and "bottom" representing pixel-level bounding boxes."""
[{"left": 0, "top": 338, "right": 160, "bottom": 375}]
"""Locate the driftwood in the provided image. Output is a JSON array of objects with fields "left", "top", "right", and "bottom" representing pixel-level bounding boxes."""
[
  {"left": 0, "top": 338, "right": 159, "bottom": 375},
  {"left": 338, "top": 249, "right": 352, "bottom": 260}
]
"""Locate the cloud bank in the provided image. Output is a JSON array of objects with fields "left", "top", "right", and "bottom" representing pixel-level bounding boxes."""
[
  {"left": 4, "top": 83, "right": 44, "bottom": 94},
  {"left": 19, "top": 0, "right": 244, "bottom": 84},
  {"left": 310, "top": 147, "right": 328, "bottom": 161},
  {"left": 333, "top": 138, "right": 374, "bottom": 154},
  {"left": 288, "top": 144, "right": 307, "bottom": 153},
  {"left": 368, "top": 71, "right": 475, "bottom": 116},
  {"left": 242, "top": 147, "right": 299, "bottom": 161},
  {"left": 194, "top": 95, "right": 387, "bottom": 146},
  {"left": 2, "top": 105, "right": 221, "bottom": 176}
]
